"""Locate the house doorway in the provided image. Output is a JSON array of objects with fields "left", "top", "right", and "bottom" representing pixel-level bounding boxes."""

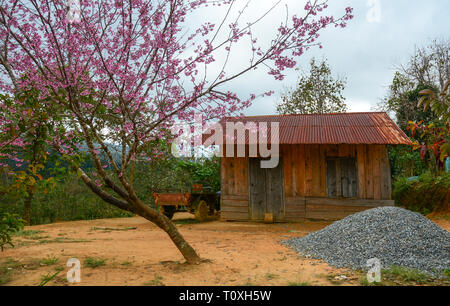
[
  {"left": 326, "top": 157, "right": 358, "bottom": 198},
  {"left": 249, "top": 158, "right": 284, "bottom": 221}
]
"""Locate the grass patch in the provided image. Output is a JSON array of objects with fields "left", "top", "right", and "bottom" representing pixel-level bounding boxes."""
[
  {"left": 173, "top": 218, "right": 201, "bottom": 225},
  {"left": 30, "top": 235, "right": 50, "bottom": 240},
  {"left": 84, "top": 257, "right": 107, "bottom": 268},
  {"left": 173, "top": 215, "right": 219, "bottom": 225},
  {"left": 121, "top": 260, "right": 133, "bottom": 266},
  {"left": 0, "top": 259, "right": 39, "bottom": 285},
  {"left": 52, "top": 275, "right": 69, "bottom": 285},
  {"left": 288, "top": 282, "right": 311, "bottom": 286},
  {"left": 40, "top": 256, "right": 59, "bottom": 266},
  {"left": 2, "top": 258, "right": 40, "bottom": 270},
  {"left": 265, "top": 273, "right": 278, "bottom": 280},
  {"left": 444, "top": 269, "right": 450, "bottom": 278},
  {"left": 12, "top": 230, "right": 44, "bottom": 237},
  {"left": 0, "top": 258, "right": 70, "bottom": 285},
  {"left": 360, "top": 266, "right": 448, "bottom": 286},
  {"left": 384, "top": 266, "right": 429, "bottom": 283},
  {"left": 39, "top": 237, "right": 92, "bottom": 244},
  {"left": 143, "top": 274, "right": 164, "bottom": 286},
  {"left": 12, "top": 230, "right": 48, "bottom": 241},
  {"left": 0, "top": 266, "right": 12, "bottom": 285},
  {"left": 39, "top": 271, "right": 61, "bottom": 286},
  {"left": 2, "top": 259, "right": 22, "bottom": 269}
]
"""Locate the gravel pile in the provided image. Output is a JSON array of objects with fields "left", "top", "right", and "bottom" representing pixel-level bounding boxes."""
[{"left": 283, "top": 207, "right": 450, "bottom": 276}]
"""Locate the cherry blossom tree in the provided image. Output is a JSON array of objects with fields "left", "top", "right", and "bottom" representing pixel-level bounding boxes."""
[{"left": 0, "top": 0, "right": 353, "bottom": 263}]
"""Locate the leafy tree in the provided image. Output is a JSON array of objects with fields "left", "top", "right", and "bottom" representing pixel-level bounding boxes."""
[
  {"left": 418, "top": 79, "right": 450, "bottom": 125},
  {"left": 382, "top": 73, "right": 437, "bottom": 131},
  {"left": 177, "top": 157, "right": 220, "bottom": 192},
  {"left": 379, "top": 39, "right": 449, "bottom": 176},
  {"left": 401, "top": 39, "right": 450, "bottom": 95},
  {"left": 0, "top": 90, "right": 67, "bottom": 225},
  {"left": 0, "top": 0, "right": 354, "bottom": 263},
  {"left": 409, "top": 78, "right": 450, "bottom": 172},
  {"left": 378, "top": 39, "right": 449, "bottom": 128},
  {"left": 277, "top": 58, "right": 347, "bottom": 114}
]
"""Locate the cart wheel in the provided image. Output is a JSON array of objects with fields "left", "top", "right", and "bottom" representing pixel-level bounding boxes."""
[
  {"left": 195, "top": 200, "right": 209, "bottom": 221},
  {"left": 159, "top": 206, "right": 176, "bottom": 220}
]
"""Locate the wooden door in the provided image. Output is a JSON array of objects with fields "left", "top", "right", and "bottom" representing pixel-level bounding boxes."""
[
  {"left": 341, "top": 158, "right": 357, "bottom": 197},
  {"left": 326, "top": 158, "right": 358, "bottom": 198},
  {"left": 249, "top": 158, "right": 284, "bottom": 221},
  {"left": 249, "top": 158, "right": 266, "bottom": 220}
]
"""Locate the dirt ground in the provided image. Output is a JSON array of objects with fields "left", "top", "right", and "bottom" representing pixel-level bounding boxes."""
[{"left": 1, "top": 212, "right": 449, "bottom": 286}]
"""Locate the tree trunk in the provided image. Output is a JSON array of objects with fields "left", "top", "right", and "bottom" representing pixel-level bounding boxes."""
[
  {"left": 76, "top": 168, "right": 201, "bottom": 264},
  {"left": 24, "top": 187, "right": 33, "bottom": 226},
  {"left": 133, "top": 202, "right": 201, "bottom": 264}
]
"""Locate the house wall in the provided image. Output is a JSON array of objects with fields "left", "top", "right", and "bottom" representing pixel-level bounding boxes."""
[
  {"left": 220, "top": 144, "right": 394, "bottom": 221},
  {"left": 281, "top": 144, "right": 393, "bottom": 220},
  {"left": 282, "top": 144, "right": 392, "bottom": 198}
]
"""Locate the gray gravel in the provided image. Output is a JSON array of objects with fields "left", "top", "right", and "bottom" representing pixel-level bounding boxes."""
[{"left": 282, "top": 207, "right": 450, "bottom": 276}]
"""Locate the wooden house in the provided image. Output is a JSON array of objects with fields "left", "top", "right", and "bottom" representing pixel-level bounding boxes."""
[{"left": 217, "top": 112, "right": 412, "bottom": 221}]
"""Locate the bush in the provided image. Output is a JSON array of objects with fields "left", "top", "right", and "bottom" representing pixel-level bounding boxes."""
[
  {"left": 177, "top": 157, "right": 220, "bottom": 192},
  {"left": 388, "top": 145, "right": 427, "bottom": 180},
  {"left": 393, "top": 172, "right": 450, "bottom": 215},
  {"left": 132, "top": 156, "right": 220, "bottom": 207},
  {"left": 0, "top": 172, "right": 133, "bottom": 225},
  {"left": 0, "top": 212, "right": 25, "bottom": 251},
  {"left": 0, "top": 153, "right": 221, "bottom": 225}
]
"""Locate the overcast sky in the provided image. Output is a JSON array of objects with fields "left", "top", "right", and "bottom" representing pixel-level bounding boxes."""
[{"left": 206, "top": 0, "right": 450, "bottom": 116}]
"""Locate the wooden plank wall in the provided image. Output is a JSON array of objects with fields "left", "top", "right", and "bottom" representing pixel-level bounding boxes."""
[
  {"left": 220, "top": 144, "right": 393, "bottom": 221},
  {"left": 281, "top": 144, "right": 393, "bottom": 220},
  {"left": 304, "top": 198, "right": 393, "bottom": 220},
  {"left": 220, "top": 157, "right": 249, "bottom": 220},
  {"left": 281, "top": 144, "right": 391, "bottom": 199}
]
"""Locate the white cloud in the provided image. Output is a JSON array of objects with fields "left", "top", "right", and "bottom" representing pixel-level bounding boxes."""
[{"left": 187, "top": 0, "right": 450, "bottom": 115}]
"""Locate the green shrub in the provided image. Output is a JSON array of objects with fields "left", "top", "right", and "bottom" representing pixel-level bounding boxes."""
[
  {"left": 84, "top": 257, "right": 107, "bottom": 268},
  {"left": 0, "top": 172, "right": 133, "bottom": 225},
  {"left": 40, "top": 256, "right": 59, "bottom": 266},
  {"left": 0, "top": 212, "right": 25, "bottom": 251},
  {"left": 0, "top": 154, "right": 220, "bottom": 225},
  {"left": 389, "top": 145, "right": 428, "bottom": 180},
  {"left": 133, "top": 156, "right": 220, "bottom": 201},
  {"left": 393, "top": 172, "right": 450, "bottom": 214},
  {"left": 384, "top": 266, "right": 429, "bottom": 283}
]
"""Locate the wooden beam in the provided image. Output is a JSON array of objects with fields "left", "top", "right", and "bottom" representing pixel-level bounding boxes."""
[
  {"left": 305, "top": 197, "right": 394, "bottom": 207},
  {"left": 222, "top": 200, "right": 249, "bottom": 207},
  {"left": 222, "top": 194, "right": 249, "bottom": 201}
]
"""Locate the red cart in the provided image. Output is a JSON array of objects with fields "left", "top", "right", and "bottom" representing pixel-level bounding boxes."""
[{"left": 152, "top": 184, "right": 220, "bottom": 221}]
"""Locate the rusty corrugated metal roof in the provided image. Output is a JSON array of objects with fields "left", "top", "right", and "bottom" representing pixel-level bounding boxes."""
[{"left": 208, "top": 112, "right": 412, "bottom": 145}]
